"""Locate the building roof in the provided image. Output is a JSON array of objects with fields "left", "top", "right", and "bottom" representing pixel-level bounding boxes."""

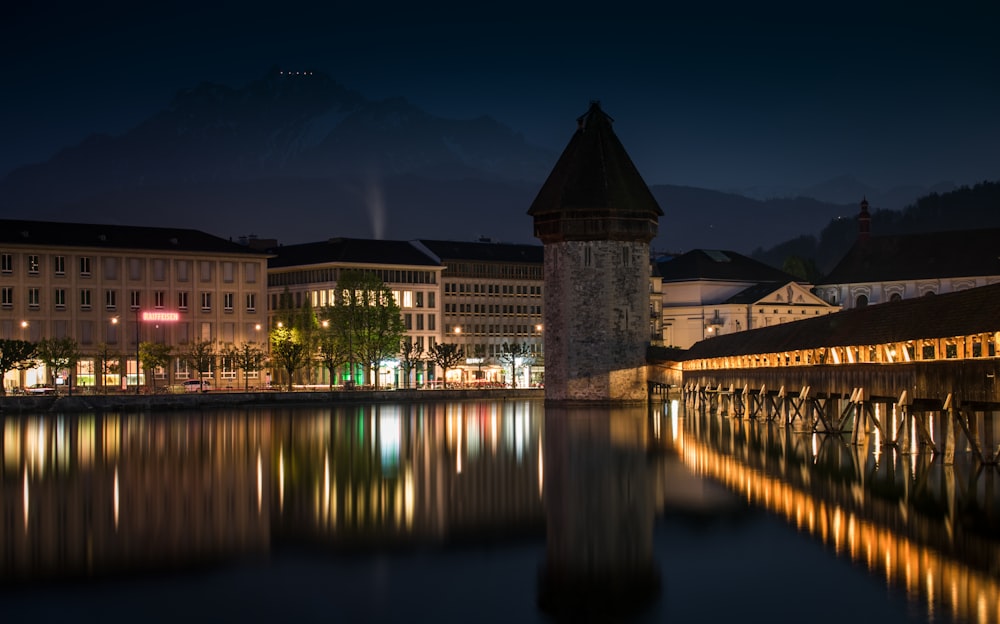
[
  {"left": 821, "top": 228, "right": 1000, "bottom": 285},
  {"left": 527, "top": 102, "right": 662, "bottom": 240},
  {"left": 267, "top": 237, "right": 440, "bottom": 269},
  {"left": 683, "top": 282, "right": 1000, "bottom": 360},
  {"left": 415, "top": 239, "right": 543, "bottom": 264},
  {"left": 657, "top": 249, "right": 800, "bottom": 284},
  {"left": 722, "top": 282, "right": 787, "bottom": 305},
  {"left": 0, "top": 219, "right": 264, "bottom": 255}
]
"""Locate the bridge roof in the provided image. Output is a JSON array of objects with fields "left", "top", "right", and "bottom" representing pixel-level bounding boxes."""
[{"left": 683, "top": 281, "right": 1000, "bottom": 360}]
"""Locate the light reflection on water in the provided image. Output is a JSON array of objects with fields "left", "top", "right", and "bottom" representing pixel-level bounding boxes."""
[{"left": 0, "top": 399, "right": 997, "bottom": 623}]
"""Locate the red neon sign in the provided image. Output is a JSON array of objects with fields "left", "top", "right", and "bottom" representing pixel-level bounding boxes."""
[{"left": 142, "top": 311, "right": 180, "bottom": 322}]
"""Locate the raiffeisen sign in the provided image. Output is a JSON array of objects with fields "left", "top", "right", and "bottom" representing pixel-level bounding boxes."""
[{"left": 142, "top": 311, "right": 180, "bottom": 322}]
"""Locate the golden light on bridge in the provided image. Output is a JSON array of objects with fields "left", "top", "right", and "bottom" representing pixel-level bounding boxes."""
[{"left": 676, "top": 438, "right": 1000, "bottom": 624}]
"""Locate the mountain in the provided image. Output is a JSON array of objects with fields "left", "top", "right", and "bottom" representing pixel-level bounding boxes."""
[
  {"left": 0, "top": 68, "right": 893, "bottom": 252},
  {"left": 0, "top": 68, "right": 554, "bottom": 244}
]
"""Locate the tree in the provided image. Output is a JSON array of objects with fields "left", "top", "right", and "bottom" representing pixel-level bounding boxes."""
[
  {"left": 428, "top": 343, "right": 463, "bottom": 388},
  {"left": 272, "top": 287, "right": 320, "bottom": 387},
  {"left": 328, "top": 270, "right": 406, "bottom": 389},
  {"left": 93, "top": 342, "right": 121, "bottom": 395},
  {"left": 139, "top": 341, "right": 172, "bottom": 392},
  {"left": 398, "top": 339, "right": 423, "bottom": 389},
  {"left": 270, "top": 324, "right": 309, "bottom": 391},
  {"left": 0, "top": 339, "right": 37, "bottom": 396},
  {"left": 181, "top": 340, "right": 216, "bottom": 391},
  {"left": 296, "top": 298, "right": 321, "bottom": 381},
  {"left": 471, "top": 344, "right": 488, "bottom": 382},
  {"left": 316, "top": 320, "right": 350, "bottom": 391},
  {"left": 782, "top": 255, "right": 821, "bottom": 283},
  {"left": 224, "top": 342, "right": 268, "bottom": 392},
  {"left": 36, "top": 337, "right": 82, "bottom": 396},
  {"left": 497, "top": 342, "right": 533, "bottom": 388}
]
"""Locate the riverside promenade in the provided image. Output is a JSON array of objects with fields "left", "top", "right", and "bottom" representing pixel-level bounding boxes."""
[{"left": 0, "top": 388, "right": 544, "bottom": 414}]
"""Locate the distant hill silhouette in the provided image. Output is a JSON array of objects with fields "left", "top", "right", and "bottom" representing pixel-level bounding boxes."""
[
  {"left": 648, "top": 185, "right": 853, "bottom": 254},
  {"left": 0, "top": 67, "right": 970, "bottom": 253},
  {"left": 751, "top": 180, "right": 1000, "bottom": 277}
]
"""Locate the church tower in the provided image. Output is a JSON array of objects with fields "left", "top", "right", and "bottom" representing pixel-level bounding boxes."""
[
  {"left": 528, "top": 102, "right": 663, "bottom": 403},
  {"left": 858, "top": 196, "right": 871, "bottom": 241}
]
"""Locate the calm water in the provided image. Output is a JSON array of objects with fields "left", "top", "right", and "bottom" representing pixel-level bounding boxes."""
[{"left": 1, "top": 399, "right": 997, "bottom": 623}]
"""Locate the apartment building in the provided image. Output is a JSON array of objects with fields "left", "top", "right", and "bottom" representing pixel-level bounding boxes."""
[
  {"left": 0, "top": 219, "right": 269, "bottom": 392},
  {"left": 265, "top": 236, "right": 546, "bottom": 388},
  {"left": 414, "top": 239, "right": 544, "bottom": 387},
  {"left": 266, "top": 237, "right": 444, "bottom": 388}
]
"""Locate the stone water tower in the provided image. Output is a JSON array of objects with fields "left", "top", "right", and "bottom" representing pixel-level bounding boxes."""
[{"left": 528, "top": 102, "right": 663, "bottom": 403}]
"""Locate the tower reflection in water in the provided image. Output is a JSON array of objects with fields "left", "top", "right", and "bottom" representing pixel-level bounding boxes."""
[{"left": 538, "top": 404, "right": 660, "bottom": 618}]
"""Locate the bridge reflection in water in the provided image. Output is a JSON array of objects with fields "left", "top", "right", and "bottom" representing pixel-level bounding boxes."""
[{"left": 662, "top": 397, "right": 1000, "bottom": 624}]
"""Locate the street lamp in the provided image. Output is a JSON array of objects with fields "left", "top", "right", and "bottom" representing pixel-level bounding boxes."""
[
  {"left": 453, "top": 326, "right": 463, "bottom": 385},
  {"left": 108, "top": 317, "right": 119, "bottom": 393},
  {"left": 135, "top": 308, "right": 141, "bottom": 395}
]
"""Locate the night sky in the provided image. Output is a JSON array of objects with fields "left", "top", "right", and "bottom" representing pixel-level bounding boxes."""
[{"left": 3, "top": 2, "right": 999, "bottom": 196}]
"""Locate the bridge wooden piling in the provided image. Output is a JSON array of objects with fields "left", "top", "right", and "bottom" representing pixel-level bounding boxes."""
[{"left": 678, "top": 366, "right": 999, "bottom": 469}]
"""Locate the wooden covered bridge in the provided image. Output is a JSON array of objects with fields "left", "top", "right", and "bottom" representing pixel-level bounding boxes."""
[{"left": 649, "top": 282, "right": 1000, "bottom": 466}]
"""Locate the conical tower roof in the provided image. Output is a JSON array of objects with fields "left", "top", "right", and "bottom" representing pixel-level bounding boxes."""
[{"left": 528, "top": 102, "right": 663, "bottom": 243}]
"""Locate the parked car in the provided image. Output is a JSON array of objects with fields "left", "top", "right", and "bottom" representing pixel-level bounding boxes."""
[
  {"left": 182, "top": 379, "right": 211, "bottom": 392},
  {"left": 25, "top": 383, "right": 55, "bottom": 395}
]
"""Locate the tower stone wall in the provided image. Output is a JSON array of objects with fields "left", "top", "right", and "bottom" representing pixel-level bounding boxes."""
[{"left": 544, "top": 240, "right": 650, "bottom": 402}]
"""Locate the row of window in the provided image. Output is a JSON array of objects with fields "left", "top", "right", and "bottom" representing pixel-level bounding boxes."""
[
  {"left": 1, "top": 287, "right": 257, "bottom": 313},
  {"left": 402, "top": 313, "right": 436, "bottom": 331},
  {"left": 452, "top": 342, "right": 543, "bottom": 357},
  {"left": 444, "top": 262, "right": 542, "bottom": 280},
  {"left": 444, "top": 283, "right": 541, "bottom": 295},
  {"left": 272, "top": 289, "right": 438, "bottom": 311},
  {"left": 0, "top": 252, "right": 260, "bottom": 283},
  {"left": 445, "top": 303, "right": 542, "bottom": 315},
  {"left": 446, "top": 324, "right": 543, "bottom": 336},
  {"left": 269, "top": 267, "right": 439, "bottom": 288},
  {"left": 0, "top": 319, "right": 263, "bottom": 344},
  {"left": 408, "top": 336, "right": 438, "bottom": 352}
]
